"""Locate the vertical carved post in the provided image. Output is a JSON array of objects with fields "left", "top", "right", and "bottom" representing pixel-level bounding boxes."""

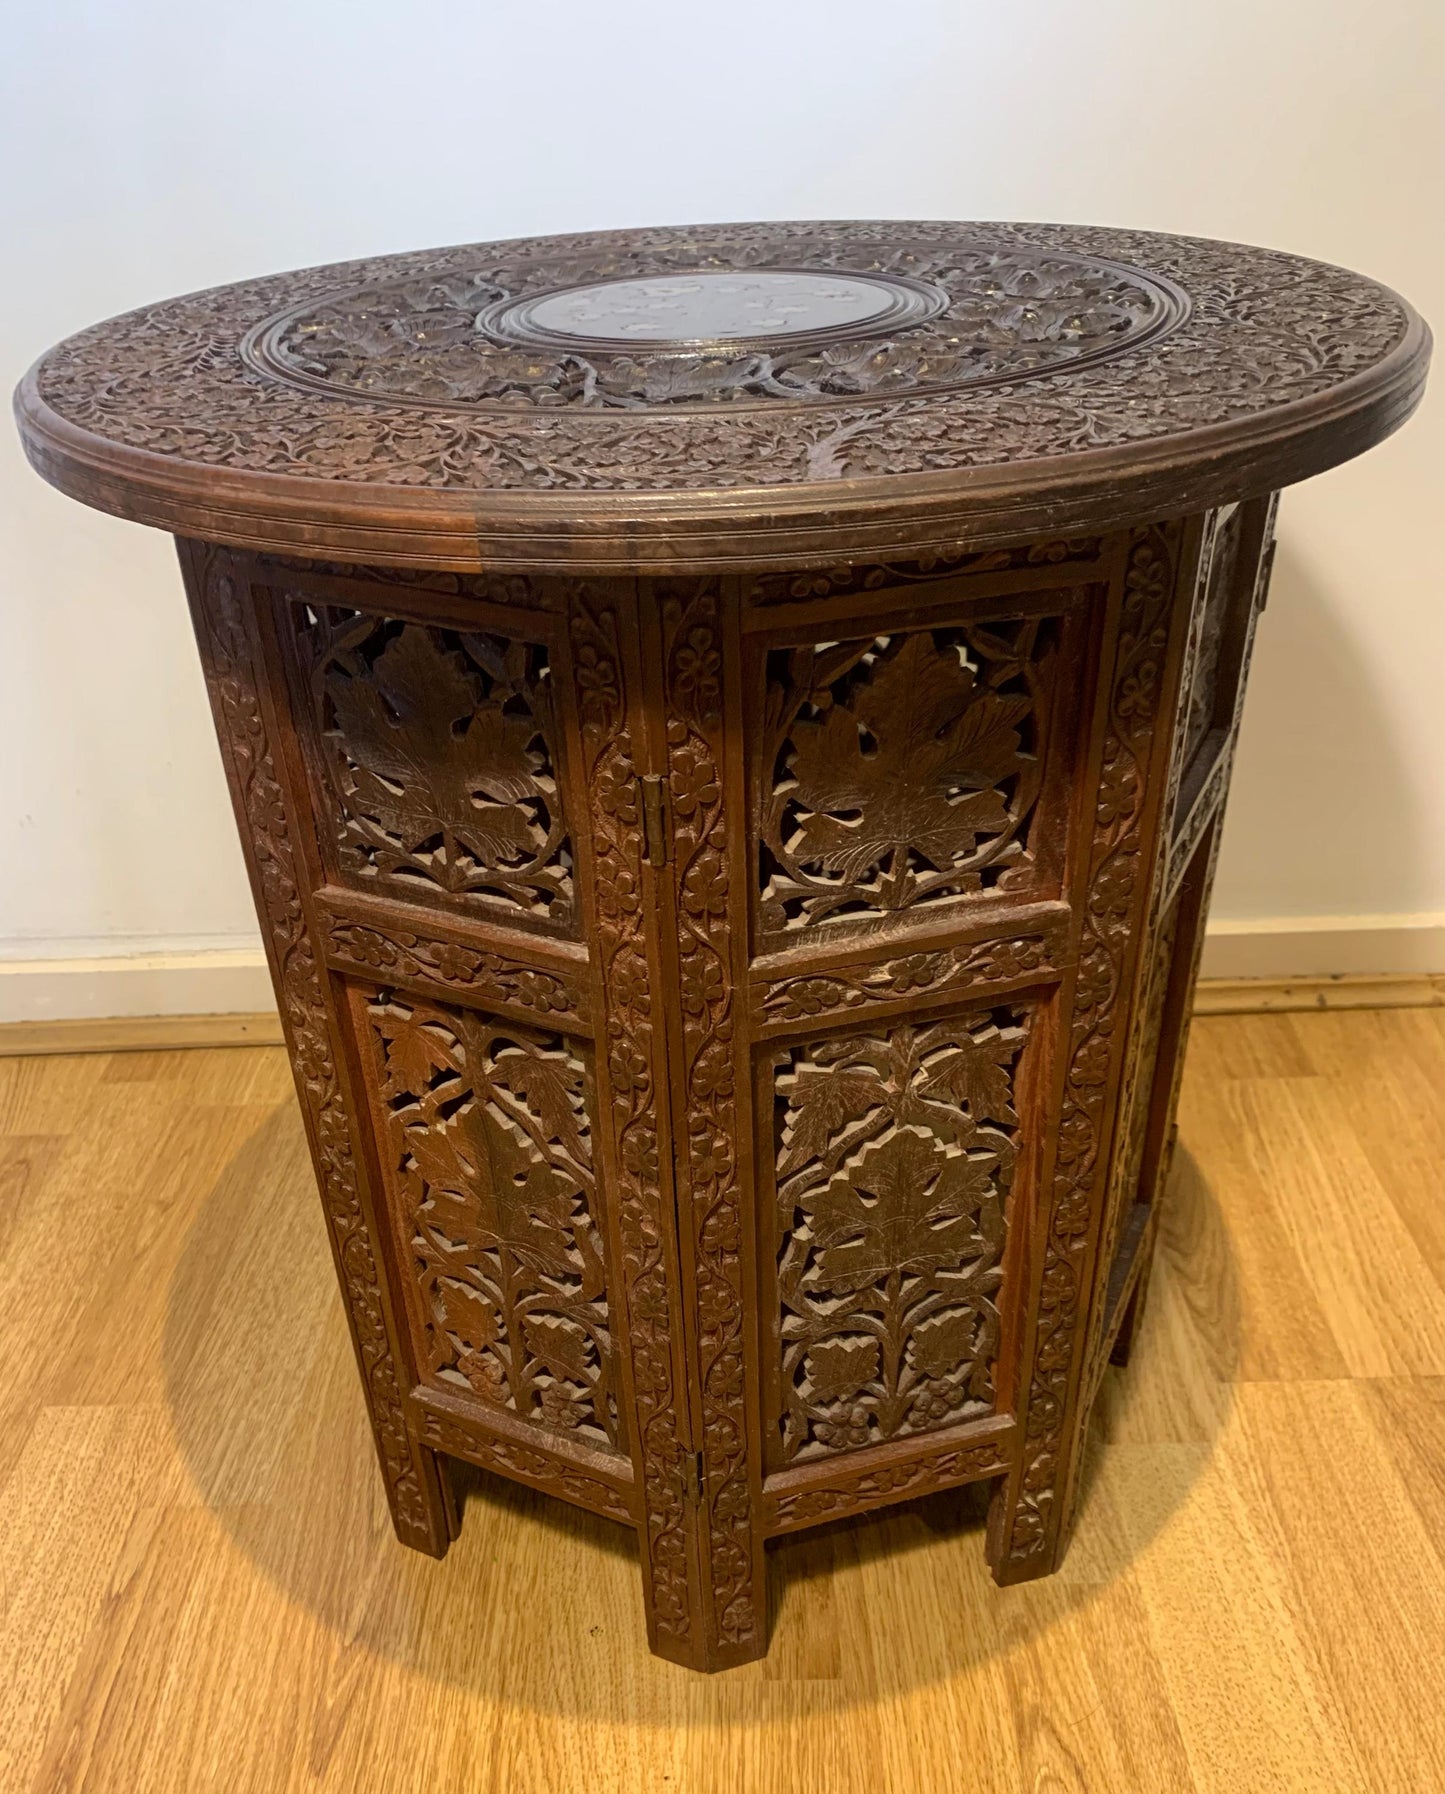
[
  {"left": 565, "top": 579, "right": 707, "bottom": 1665},
  {"left": 647, "top": 577, "right": 766, "bottom": 1669},
  {"left": 178, "top": 538, "right": 451, "bottom": 1556}
]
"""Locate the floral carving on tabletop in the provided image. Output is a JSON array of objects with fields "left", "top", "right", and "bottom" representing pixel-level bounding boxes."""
[{"left": 30, "top": 222, "right": 1415, "bottom": 493}]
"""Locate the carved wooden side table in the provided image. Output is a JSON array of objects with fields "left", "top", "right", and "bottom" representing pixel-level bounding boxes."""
[{"left": 16, "top": 223, "right": 1428, "bottom": 1670}]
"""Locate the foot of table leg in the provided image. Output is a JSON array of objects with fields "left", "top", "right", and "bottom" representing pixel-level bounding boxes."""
[
  {"left": 633, "top": 1490, "right": 771, "bottom": 1671},
  {"left": 382, "top": 1439, "right": 453, "bottom": 1559},
  {"left": 983, "top": 1391, "right": 1097, "bottom": 1587}
]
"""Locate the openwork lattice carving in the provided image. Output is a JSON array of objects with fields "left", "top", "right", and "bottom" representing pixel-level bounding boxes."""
[
  {"left": 289, "top": 605, "right": 575, "bottom": 931},
  {"left": 759, "top": 619, "right": 1052, "bottom": 934},
  {"left": 773, "top": 1011, "right": 1028, "bottom": 1462},
  {"left": 363, "top": 991, "right": 620, "bottom": 1453}
]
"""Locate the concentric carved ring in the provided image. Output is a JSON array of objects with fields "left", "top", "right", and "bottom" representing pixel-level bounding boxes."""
[{"left": 240, "top": 243, "right": 1190, "bottom": 412}]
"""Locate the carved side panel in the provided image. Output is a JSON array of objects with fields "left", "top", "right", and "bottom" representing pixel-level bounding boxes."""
[
  {"left": 770, "top": 1008, "right": 1029, "bottom": 1464},
  {"left": 281, "top": 601, "right": 577, "bottom": 936},
  {"left": 994, "top": 520, "right": 1184, "bottom": 1571},
  {"left": 177, "top": 540, "right": 445, "bottom": 1553},
  {"left": 757, "top": 616, "right": 1060, "bottom": 941},
  {"left": 355, "top": 988, "right": 623, "bottom": 1454}
]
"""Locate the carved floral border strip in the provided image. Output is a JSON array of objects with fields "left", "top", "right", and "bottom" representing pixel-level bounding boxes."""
[
  {"left": 753, "top": 927, "right": 1065, "bottom": 1032},
  {"left": 320, "top": 912, "right": 590, "bottom": 1028},
  {"left": 659, "top": 580, "right": 760, "bottom": 1653},
  {"left": 766, "top": 1437, "right": 1008, "bottom": 1533},
  {"left": 414, "top": 1407, "right": 633, "bottom": 1527}
]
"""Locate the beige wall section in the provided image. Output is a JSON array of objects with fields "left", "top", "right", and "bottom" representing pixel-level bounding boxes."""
[{"left": 2, "top": 0, "right": 1442, "bottom": 1016}]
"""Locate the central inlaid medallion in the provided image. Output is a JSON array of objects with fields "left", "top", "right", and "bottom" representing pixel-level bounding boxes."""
[{"left": 489, "top": 269, "right": 940, "bottom": 348}]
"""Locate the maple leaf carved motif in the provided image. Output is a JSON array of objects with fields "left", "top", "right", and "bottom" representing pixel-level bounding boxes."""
[
  {"left": 325, "top": 624, "right": 556, "bottom": 881},
  {"left": 522, "top": 1313, "right": 596, "bottom": 1382},
  {"left": 805, "top": 1336, "right": 881, "bottom": 1403},
  {"left": 470, "top": 1105, "right": 579, "bottom": 1278},
  {"left": 917, "top": 1021, "right": 1027, "bottom": 1128},
  {"left": 775, "top": 1057, "right": 887, "bottom": 1183},
  {"left": 781, "top": 632, "right": 1031, "bottom": 901},
  {"left": 805, "top": 1127, "right": 997, "bottom": 1295},
  {"left": 910, "top": 1308, "right": 981, "bottom": 1380}
]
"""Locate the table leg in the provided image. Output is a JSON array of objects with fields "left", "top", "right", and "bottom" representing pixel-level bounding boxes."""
[{"left": 180, "top": 538, "right": 453, "bottom": 1558}]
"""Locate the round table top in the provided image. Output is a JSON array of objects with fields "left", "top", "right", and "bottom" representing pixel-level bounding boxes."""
[{"left": 14, "top": 220, "right": 1430, "bottom": 573}]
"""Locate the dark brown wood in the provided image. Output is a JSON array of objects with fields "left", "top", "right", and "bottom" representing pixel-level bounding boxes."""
[
  {"left": 14, "top": 223, "right": 1429, "bottom": 574},
  {"left": 13, "top": 222, "right": 1429, "bottom": 1671}
]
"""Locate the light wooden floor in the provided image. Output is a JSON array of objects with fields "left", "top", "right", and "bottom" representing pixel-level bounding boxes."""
[{"left": 3, "top": 1009, "right": 1445, "bottom": 1793}]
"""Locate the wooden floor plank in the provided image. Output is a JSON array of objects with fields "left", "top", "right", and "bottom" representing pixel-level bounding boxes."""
[{"left": 1, "top": 1017, "right": 1443, "bottom": 1792}]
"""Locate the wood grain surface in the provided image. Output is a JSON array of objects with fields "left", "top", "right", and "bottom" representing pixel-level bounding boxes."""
[{"left": 3, "top": 1008, "right": 1443, "bottom": 1792}]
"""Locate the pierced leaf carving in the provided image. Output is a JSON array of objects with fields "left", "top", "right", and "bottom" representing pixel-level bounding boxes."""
[
  {"left": 364, "top": 991, "right": 621, "bottom": 1452},
  {"left": 292, "top": 605, "right": 575, "bottom": 931},
  {"left": 760, "top": 619, "right": 1052, "bottom": 934},
  {"left": 916, "top": 1022, "right": 1022, "bottom": 1125},
  {"left": 808, "top": 1128, "right": 1000, "bottom": 1295},
  {"left": 773, "top": 1011, "right": 1028, "bottom": 1462},
  {"left": 805, "top": 1336, "right": 880, "bottom": 1404}
]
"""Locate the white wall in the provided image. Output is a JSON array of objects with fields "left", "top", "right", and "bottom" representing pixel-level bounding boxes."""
[{"left": 2, "top": 0, "right": 1442, "bottom": 1015}]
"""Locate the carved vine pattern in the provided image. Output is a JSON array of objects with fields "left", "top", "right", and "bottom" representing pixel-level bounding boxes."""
[
  {"left": 1002, "top": 521, "right": 1178, "bottom": 1563},
  {"left": 35, "top": 223, "right": 1414, "bottom": 493},
  {"left": 567, "top": 583, "right": 692, "bottom": 1644},
  {"left": 363, "top": 991, "right": 621, "bottom": 1451},
  {"left": 287, "top": 603, "right": 576, "bottom": 932},
  {"left": 759, "top": 616, "right": 1053, "bottom": 934},
  {"left": 414, "top": 1407, "right": 632, "bottom": 1525},
  {"left": 659, "top": 580, "right": 758, "bottom": 1650},
  {"left": 184, "top": 545, "right": 434, "bottom": 1545},
  {"left": 261, "top": 555, "right": 558, "bottom": 611},
  {"left": 248, "top": 243, "right": 1183, "bottom": 412},
  {"left": 774, "top": 1011, "right": 1028, "bottom": 1462},
  {"left": 746, "top": 537, "right": 1102, "bottom": 604},
  {"left": 758, "top": 931, "right": 1058, "bottom": 1027},
  {"left": 768, "top": 1439, "right": 1007, "bottom": 1532},
  {"left": 323, "top": 916, "right": 587, "bottom": 1024}
]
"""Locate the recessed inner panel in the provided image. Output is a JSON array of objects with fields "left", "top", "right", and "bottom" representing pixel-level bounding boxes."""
[{"left": 514, "top": 271, "right": 902, "bottom": 344}]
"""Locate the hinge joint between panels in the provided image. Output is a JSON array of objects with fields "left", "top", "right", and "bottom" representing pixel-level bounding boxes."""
[{"left": 639, "top": 774, "right": 670, "bottom": 866}]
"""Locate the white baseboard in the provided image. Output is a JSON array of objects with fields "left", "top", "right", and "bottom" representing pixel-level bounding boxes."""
[
  {"left": 0, "top": 914, "right": 1441, "bottom": 1028},
  {"left": 1199, "top": 913, "right": 1445, "bottom": 980},
  {"left": 0, "top": 947, "right": 274, "bottom": 1023}
]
